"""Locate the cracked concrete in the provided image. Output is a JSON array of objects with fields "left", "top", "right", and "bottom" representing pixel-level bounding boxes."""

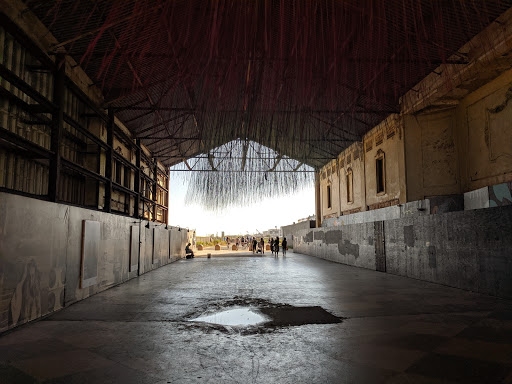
[{"left": 1, "top": 252, "right": 512, "bottom": 383}]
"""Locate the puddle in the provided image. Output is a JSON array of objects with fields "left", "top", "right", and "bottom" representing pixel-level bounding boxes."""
[
  {"left": 190, "top": 307, "right": 269, "bottom": 326},
  {"left": 186, "top": 297, "right": 343, "bottom": 333},
  {"left": 260, "top": 306, "right": 342, "bottom": 326}
]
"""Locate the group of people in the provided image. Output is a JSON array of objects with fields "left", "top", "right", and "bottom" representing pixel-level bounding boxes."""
[
  {"left": 234, "top": 236, "right": 256, "bottom": 248},
  {"left": 249, "top": 237, "right": 288, "bottom": 256},
  {"left": 268, "top": 236, "right": 288, "bottom": 257},
  {"left": 186, "top": 236, "right": 288, "bottom": 259}
]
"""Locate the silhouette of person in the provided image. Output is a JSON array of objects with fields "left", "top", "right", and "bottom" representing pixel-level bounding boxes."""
[
  {"left": 185, "top": 243, "right": 194, "bottom": 259},
  {"left": 282, "top": 237, "right": 287, "bottom": 256}
]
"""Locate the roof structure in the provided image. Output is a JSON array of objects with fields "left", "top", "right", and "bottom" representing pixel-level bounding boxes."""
[{"left": 26, "top": 0, "right": 512, "bottom": 169}]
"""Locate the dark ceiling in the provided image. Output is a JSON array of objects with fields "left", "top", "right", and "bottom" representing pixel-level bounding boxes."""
[{"left": 24, "top": 0, "right": 512, "bottom": 169}]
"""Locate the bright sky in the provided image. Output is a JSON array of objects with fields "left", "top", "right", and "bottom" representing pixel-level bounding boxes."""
[{"left": 168, "top": 172, "right": 315, "bottom": 236}]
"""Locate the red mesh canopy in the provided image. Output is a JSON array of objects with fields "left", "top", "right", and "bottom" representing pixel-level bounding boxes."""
[{"left": 25, "top": 0, "right": 512, "bottom": 168}]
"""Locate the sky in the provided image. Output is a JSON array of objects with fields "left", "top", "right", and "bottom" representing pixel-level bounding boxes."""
[{"left": 167, "top": 172, "right": 315, "bottom": 236}]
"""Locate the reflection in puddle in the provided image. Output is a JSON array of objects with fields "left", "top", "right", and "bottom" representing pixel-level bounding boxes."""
[{"left": 190, "top": 307, "right": 269, "bottom": 326}]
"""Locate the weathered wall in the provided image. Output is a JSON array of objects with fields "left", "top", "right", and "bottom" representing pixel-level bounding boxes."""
[
  {"left": 363, "top": 115, "right": 406, "bottom": 210},
  {"left": 403, "top": 109, "right": 461, "bottom": 202},
  {"left": 323, "top": 199, "right": 430, "bottom": 227},
  {"left": 464, "top": 187, "right": 490, "bottom": 210},
  {"left": 281, "top": 220, "right": 315, "bottom": 243},
  {"left": 319, "top": 158, "right": 341, "bottom": 219},
  {"left": 464, "top": 182, "right": 512, "bottom": 210},
  {"left": 0, "top": 193, "right": 187, "bottom": 333},
  {"left": 456, "top": 70, "right": 512, "bottom": 193},
  {"left": 385, "top": 205, "right": 512, "bottom": 298},
  {"left": 338, "top": 142, "right": 366, "bottom": 215},
  {"left": 295, "top": 205, "right": 512, "bottom": 299},
  {"left": 317, "top": 116, "right": 405, "bottom": 222},
  {"left": 294, "top": 224, "right": 378, "bottom": 270}
]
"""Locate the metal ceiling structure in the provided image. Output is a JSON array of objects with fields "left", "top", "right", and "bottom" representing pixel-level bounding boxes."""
[{"left": 24, "top": 0, "right": 512, "bottom": 170}]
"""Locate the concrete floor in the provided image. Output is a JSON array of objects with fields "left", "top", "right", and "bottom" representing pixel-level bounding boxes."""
[{"left": 1, "top": 252, "right": 512, "bottom": 383}]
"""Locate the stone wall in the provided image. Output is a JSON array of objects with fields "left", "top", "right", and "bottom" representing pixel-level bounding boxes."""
[
  {"left": 403, "top": 109, "right": 461, "bottom": 201},
  {"left": 295, "top": 205, "right": 512, "bottom": 299},
  {"left": 281, "top": 220, "right": 315, "bottom": 244},
  {"left": 294, "top": 223, "right": 378, "bottom": 270},
  {"left": 0, "top": 193, "right": 187, "bottom": 333},
  {"left": 322, "top": 199, "right": 430, "bottom": 227}
]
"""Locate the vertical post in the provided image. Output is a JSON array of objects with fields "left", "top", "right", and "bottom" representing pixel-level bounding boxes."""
[
  {"left": 48, "top": 54, "right": 65, "bottom": 202},
  {"left": 165, "top": 171, "right": 170, "bottom": 224},
  {"left": 315, "top": 169, "right": 322, "bottom": 228},
  {"left": 134, "top": 139, "right": 141, "bottom": 218},
  {"left": 153, "top": 160, "right": 158, "bottom": 221},
  {"left": 104, "top": 108, "right": 113, "bottom": 212}
]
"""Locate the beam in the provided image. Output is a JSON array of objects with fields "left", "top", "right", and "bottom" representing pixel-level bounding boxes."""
[
  {"left": 169, "top": 169, "right": 315, "bottom": 173},
  {"left": 113, "top": 106, "right": 397, "bottom": 114},
  {"left": 134, "top": 139, "right": 141, "bottom": 218},
  {"left": 0, "top": 126, "right": 52, "bottom": 159},
  {"left": 315, "top": 171, "right": 322, "bottom": 228},
  {"left": 153, "top": 160, "right": 158, "bottom": 221},
  {"left": 48, "top": 55, "right": 65, "bottom": 202},
  {"left": 0, "top": 62, "right": 56, "bottom": 112},
  {"left": 104, "top": 108, "right": 114, "bottom": 213},
  {"left": 134, "top": 112, "right": 190, "bottom": 137}
]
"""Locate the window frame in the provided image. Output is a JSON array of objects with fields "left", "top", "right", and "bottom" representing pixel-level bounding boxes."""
[
  {"left": 375, "top": 150, "right": 386, "bottom": 195},
  {"left": 346, "top": 168, "right": 354, "bottom": 203}
]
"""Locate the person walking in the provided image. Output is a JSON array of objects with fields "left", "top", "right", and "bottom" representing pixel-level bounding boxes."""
[
  {"left": 270, "top": 237, "right": 274, "bottom": 255},
  {"left": 252, "top": 238, "right": 257, "bottom": 254},
  {"left": 282, "top": 237, "right": 287, "bottom": 256},
  {"left": 274, "top": 236, "right": 279, "bottom": 257},
  {"left": 260, "top": 238, "right": 265, "bottom": 254}
]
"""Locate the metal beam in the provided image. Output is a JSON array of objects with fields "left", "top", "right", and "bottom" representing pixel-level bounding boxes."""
[
  {"left": 134, "top": 139, "right": 141, "bottom": 218},
  {"left": 169, "top": 169, "right": 315, "bottom": 173},
  {"left": 104, "top": 108, "right": 114, "bottom": 213},
  {"left": 49, "top": 55, "right": 65, "bottom": 202},
  {"left": 153, "top": 160, "right": 158, "bottom": 221},
  {"left": 134, "top": 112, "right": 190, "bottom": 137},
  {"left": 112, "top": 106, "right": 397, "bottom": 114},
  {"left": 0, "top": 126, "right": 52, "bottom": 159}
]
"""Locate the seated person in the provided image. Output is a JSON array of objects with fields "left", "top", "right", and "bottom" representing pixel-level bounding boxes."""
[{"left": 185, "top": 243, "right": 194, "bottom": 259}]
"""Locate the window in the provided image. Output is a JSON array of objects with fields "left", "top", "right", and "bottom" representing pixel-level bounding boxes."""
[
  {"left": 124, "top": 168, "right": 130, "bottom": 188},
  {"left": 327, "top": 184, "right": 332, "bottom": 209},
  {"left": 346, "top": 168, "right": 353, "bottom": 203},
  {"left": 114, "top": 160, "right": 122, "bottom": 184},
  {"left": 376, "top": 152, "right": 385, "bottom": 194}
]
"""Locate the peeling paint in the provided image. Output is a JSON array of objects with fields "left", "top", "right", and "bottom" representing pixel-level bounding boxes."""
[
  {"left": 325, "top": 230, "right": 343, "bottom": 245},
  {"left": 338, "top": 240, "right": 359, "bottom": 258}
]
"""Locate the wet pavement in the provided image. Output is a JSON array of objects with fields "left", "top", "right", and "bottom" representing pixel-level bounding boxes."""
[{"left": 1, "top": 252, "right": 512, "bottom": 383}]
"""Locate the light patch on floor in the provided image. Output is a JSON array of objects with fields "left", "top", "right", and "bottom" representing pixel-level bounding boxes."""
[{"left": 190, "top": 307, "right": 269, "bottom": 326}]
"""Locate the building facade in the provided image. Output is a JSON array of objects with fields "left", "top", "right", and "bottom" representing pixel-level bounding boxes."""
[{"left": 317, "top": 9, "right": 512, "bottom": 225}]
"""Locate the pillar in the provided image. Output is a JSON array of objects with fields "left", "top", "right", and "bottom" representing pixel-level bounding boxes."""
[{"left": 315, "top": 170, "right": 322, "bottom": 228}]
